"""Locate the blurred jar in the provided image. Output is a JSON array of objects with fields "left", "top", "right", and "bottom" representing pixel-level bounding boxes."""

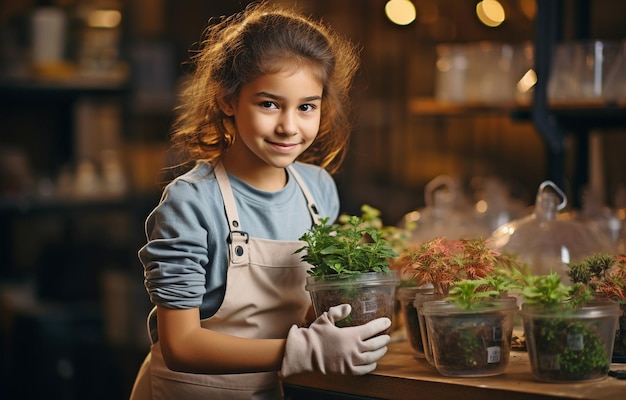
[
  {"left": 490, "top": 180, "right": 614, "bottom": 281},
  {"left": 613, "top": 185, "right": 626, "bottom": 254},
  {"left": 604, "top": 40, "right": 626, "bottom": 102},
  {"left": 0, "top": 148, "right": 33, "bottom": 197},
  {"left": 470, "top": 176, "right": 529, "bottom": 234},
  {"left": 548, "top": 41, "right": 622, "bottom": 101},
  {"left": 75, "top": 2, "right": 123, "bottom": 76},
  {"left": 574, "top": 187, "right": 622, "bottom": 251},
  {"left": 512, "top": 41, "right": 536, "bottom": 103},
  {"left": 31, "top": 7, "right": 67, "bottom": 68},
  {"left": 435, "top": 44, "right": 468, "bottom": 103},
  {"left": 464, "top": 41, "right": 516, "bottom": 103},
  {"left": 399, "top": 175, "right": 488, "bottom": 245},
  {"left": 435, "top": 41, "right": 534, "bottom": 104}
]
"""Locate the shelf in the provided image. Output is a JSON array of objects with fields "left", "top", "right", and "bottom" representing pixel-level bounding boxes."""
[
  {"left": 409, "top": 98, "right": 626, "bottom": 133},
  {"left": 0, "top": 70, "right": 129, "bottom": 97},
  {"left": 408, "top": 97, "right": 531, "bottom": 116},
  {"left": 283, "top": 340, "right": 626, "bottom": 400},
  {"left": 0, "top": 192, "right": 158, "bottom": 217},
  {"left": 408, "top": 97, "right": 626, "bottom": 122}
]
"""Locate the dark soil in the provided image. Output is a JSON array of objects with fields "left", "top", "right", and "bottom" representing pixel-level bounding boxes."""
[
  {"left": 402, "top": 301, "right": 424, "bottom": 354},
  {"left": 310, "top": 285, "right": 395, "bottom": 335},
  {"left": 525, "top": 318, "right": 610, "bottom": 381},
  {"left": 613, "top": 308, "right": 626, "bottom": 357},
  {"left": 428, "top": 313, "right": 511, "bottom": 374}
]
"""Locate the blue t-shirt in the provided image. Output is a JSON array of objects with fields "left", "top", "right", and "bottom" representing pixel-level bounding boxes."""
[{"left": 139, "top": 160, "right": 339, "bottom": 322}]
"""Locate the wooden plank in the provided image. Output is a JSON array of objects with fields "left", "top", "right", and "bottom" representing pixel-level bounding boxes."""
[{"left": 282, "top": 340, "right": 626, "bottom": 400}]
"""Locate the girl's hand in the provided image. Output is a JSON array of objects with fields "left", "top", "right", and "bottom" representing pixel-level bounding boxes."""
[{"left": 279, "top": 304, "right": 391, "bottom": 377}]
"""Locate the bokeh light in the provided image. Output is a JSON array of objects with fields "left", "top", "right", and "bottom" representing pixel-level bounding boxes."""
[
  {"left": 385, "top": 0, "right": 417, "bottom": 26},
  {"left": 476, "top": 0, "right": 505, "bottom": 27}
]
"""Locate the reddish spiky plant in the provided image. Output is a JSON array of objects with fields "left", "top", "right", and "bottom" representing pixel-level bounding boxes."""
[
  {"left": 593, "top": 254, "right": 626, "bottom": 303},
  {"left": 393, "top": 237, "right": 509, "bottom": 296}
]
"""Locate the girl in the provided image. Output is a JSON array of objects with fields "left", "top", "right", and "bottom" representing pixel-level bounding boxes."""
[{"left": 129, "top": 2, "right": 391, "bottom": 400}]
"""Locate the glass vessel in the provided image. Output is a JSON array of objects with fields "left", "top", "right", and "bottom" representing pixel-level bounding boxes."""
[{"left": 490, "top": 180, "right": 614, "bottom": 280}]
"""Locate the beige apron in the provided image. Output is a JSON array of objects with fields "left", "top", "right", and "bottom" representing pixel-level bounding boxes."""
[{"left": 131, "top": 162, "right": 320, "bottom": 400}]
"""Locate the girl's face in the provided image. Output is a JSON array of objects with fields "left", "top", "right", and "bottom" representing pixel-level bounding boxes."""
[{"left": 221, "top": 65, "right": 323, "bottom": 177}]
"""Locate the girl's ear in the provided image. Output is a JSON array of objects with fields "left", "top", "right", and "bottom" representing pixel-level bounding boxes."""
[{"left": 218, "top": 96, "right": 235, "bottom": 116}]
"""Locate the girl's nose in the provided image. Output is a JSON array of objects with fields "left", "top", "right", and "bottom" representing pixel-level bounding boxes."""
[{"left": 277, "top": 111, "right": 297, "bottom": 136}]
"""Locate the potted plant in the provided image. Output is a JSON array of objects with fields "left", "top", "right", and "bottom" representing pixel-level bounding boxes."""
[
  {"left": 394, "top": 236, "right": 520, "bottom": 370},
  {"left": 341, "top": 203, "right": 413, "bottom": 256},
  {"left": 421, "top": 277, "right": 518, "bottom": 377},
  {"left": 567, "top": 253, "right": 626, "bottom": 362},
  {"left": 516, "top": 269, "right": 621, "bottom": 382},
  {"left": 395, "top": 285, "right": 434, "bottom": 358},
  {"left": 296, "top": 213, "right": 399, "bottom": 334}
]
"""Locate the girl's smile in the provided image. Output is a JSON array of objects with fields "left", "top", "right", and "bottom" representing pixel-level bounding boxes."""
[{"left": 267, "top": 141, "right": 299, "bottom": 153}]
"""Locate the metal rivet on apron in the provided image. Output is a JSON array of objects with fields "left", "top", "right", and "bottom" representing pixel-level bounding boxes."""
[
  {"left": 233, "top": 220, "right": 239, "bottom": 227},
  {"left": 235, "top": 245, "right": 244, "bottom": 256}
]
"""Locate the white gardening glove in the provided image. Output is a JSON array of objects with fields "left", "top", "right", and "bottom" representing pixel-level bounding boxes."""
[{"left": 279, "top": 304, "right": 391, "bottom": 378}]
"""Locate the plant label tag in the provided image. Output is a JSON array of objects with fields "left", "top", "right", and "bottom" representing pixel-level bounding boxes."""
[
  {"left": 361, "top": 299, "right": 377, "bottom": 314},
  {"left": 492, "top": 326, "right": 503, "bottom": 342},
  {"left": 566, "top": 333, "right": 584, "bottom": 351},
  {"left": 487, "top": 346, "right": 501, "bottom": 363}
]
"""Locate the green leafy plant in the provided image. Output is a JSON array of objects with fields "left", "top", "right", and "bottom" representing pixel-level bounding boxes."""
[
  {"left": 296, "top": 215, "right": 398, "bottom": 277},
  {"left": 418, "top": 261, "right": 521, "bottom": 376},
  {"left": 446, "top": 277, "right": 505, "bottom": 309},
  {"left": 338, "top": 204, "right": 413, "bottom": 255},
  {"left": 518, "top": 271, "right": 594, "bottom": 309},
  {"left": 297, "top": 208, "right": 400, "bottom": 333},
  {"left": 515, "top": 266, "right": 616, "bottom": 381}
]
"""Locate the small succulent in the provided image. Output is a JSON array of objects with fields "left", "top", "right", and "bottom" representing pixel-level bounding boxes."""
[{"left": 568, "top": 253, "right": 626, "bottom": 304}]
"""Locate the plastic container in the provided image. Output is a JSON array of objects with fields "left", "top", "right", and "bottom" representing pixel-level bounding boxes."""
[
  {"left": 306, "top": 271, "right": 399, "bottom": 334},
  {"left": 415, "top": 291, "right": 444, "bottom": 365},
  {"left": 422, "top": 298, "right": 518, "bottom": 377},
  {"left": 396, "top": 286, "right": 434, "bottom": 358},
  {"left": 520, "top": 301, "right": 620, "bottom": 382}
]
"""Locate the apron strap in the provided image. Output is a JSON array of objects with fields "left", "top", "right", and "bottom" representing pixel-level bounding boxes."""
[
  {"left": 213, "top": 161, "right": 322, "bottom": 265},
  {"left": 213, "top": 162, "right": 250, "bottom": 265},
  {"left": 287, "top": 164, "right": 322, "bottom": 226}
]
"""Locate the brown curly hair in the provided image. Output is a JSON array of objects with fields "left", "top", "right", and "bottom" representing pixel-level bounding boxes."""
[{"left": 169, "top": 1, "right": 360, "bottom": 176}]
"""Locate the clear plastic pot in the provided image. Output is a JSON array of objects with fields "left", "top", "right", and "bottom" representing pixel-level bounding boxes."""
[
  {"left": 422, "top": 298, "right": 518, "bottom": 377},
  {"left": 306, "top": 271, "right": 399, "bottom": 335},
  {"left": 520, "top": 301, "right": 620, "bottom": 382},
  {"left": 396, "top": 286, "right": 434, "bottom": 358}
]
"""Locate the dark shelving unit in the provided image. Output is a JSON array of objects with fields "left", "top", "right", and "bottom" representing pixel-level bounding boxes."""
[{"left": 532, "top": 0, "right": 626, "bottom": 207}]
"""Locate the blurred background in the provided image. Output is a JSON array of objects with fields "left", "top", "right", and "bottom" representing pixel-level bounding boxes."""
[{"left": 0, "top": 0, "right": 625, "bottom": 398}]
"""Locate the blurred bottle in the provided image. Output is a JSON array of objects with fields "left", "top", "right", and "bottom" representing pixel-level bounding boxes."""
[
  {"left": 31, "top": 6, "right": 67, "bottom": 71},
  {"left": 574, "top": 186, "right": 622, "bottom": 252},
  {"left": 614, "top": 185, "right": 626, "bottom": 254}
]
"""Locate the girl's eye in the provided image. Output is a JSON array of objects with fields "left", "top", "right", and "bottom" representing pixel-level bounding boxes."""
[
  {"left": 299, "top": 104, "right": 316, "bottom": 112},
  {"left": 260, "top": 101, "right": 277, "bottom": 109}
]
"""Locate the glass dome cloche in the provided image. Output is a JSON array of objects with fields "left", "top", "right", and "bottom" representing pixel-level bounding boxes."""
[
  {"left": 489, "top": 180, "right": 615, "bottom": 281},
  {"left": 398, "top": 175, "right": 488, "bottom": 245}
]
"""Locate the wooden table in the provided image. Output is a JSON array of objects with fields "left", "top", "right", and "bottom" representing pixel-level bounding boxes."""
[{"left": 282, "top": 340, "right": 626, "bottom": 400}]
